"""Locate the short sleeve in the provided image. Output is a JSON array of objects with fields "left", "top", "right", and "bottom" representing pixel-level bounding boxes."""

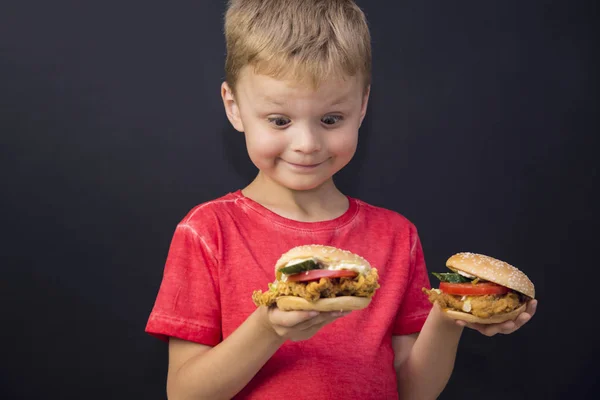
[
  {"left": 145, "top": 223, "right": 222, "bottom": 346},
  {"left": 392, "top": 229, "right": 433, "bottom": 336}
]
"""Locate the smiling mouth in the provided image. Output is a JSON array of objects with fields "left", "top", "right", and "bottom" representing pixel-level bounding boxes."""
[{"left": 284, "top": 160, "right": 326, "bottom": 168}]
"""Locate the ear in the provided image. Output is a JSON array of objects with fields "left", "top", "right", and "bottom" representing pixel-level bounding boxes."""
[
  {"left": 221, "top": 81, "right": 244, "bottom": 132},
  {"left": 359, "top": 85, "right": 371, "bottom": 127}
]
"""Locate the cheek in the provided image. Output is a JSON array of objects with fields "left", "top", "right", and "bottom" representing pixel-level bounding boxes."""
[
  {"left": 244, "top": 127, "right": 286, "bottom": 160},
  {"left": 238, "top": 110, "right": 282, "bottom": 156},
  {"left": 329, "top": 129, "right": 358, "bottom": 157}
]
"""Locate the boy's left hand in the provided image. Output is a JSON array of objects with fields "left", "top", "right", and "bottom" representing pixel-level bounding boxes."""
[{"left": 455, "top": 299, "right": 538, "bottom": 336}]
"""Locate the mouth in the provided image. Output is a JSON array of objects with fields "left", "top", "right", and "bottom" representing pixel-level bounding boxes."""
[{"left": 283, "top": 160, "right": 327, "bottom": 169}]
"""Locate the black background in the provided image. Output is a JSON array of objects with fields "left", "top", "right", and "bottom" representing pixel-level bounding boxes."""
[{"left": 1, "top": 1, "right": 597, "bottom": 399}]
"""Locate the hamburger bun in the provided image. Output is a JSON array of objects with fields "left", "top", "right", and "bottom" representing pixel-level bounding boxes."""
[
  {"left": 254, "top": 245, "right": 377, "bottom": 312},
  {"left": 446, "top": 252, "right": 535, "bottom": 298},
  {"left": 443, "top": 303, "right": 527, "bottom": 324},
  {"left": 276, "top": 295, "right": 371, "bottom": 312},
  {"left": 274, "top": 244, "right": 372, "bottom": 279}
]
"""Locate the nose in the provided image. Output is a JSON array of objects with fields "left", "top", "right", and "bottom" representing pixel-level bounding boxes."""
[{"left": 290, "top": 124, "right": 321, "bottom": 154}]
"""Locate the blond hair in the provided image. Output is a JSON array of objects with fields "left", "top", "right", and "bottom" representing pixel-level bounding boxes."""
[{"left": 224, "top": 0, "right": 371, "bottom": 92}]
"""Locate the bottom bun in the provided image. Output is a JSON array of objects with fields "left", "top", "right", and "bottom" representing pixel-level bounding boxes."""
[
  {"left": 444, "top": 303, "right": 527, "bottom": 324},
  {"left": 276, "top": 296, "right": 371, "bottom": 312}
]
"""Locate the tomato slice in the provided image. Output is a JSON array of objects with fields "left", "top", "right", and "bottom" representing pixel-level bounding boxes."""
[
  {"left": 439, "top": 282, "right": 509, "bottom": 295},
  {"left": 287, "top": 269, "right": 358, "bottom": 282}
]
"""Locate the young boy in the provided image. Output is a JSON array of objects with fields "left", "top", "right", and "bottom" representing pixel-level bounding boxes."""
[{"left": 145, "top": 0, "right": 537, "bottom": 399}]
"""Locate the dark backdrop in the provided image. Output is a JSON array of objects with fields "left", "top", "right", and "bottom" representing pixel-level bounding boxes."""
[{"left": 1, "top": 1, "right": 597, "bottom": 399}]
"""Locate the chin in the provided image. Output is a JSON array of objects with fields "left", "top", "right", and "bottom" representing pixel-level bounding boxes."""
[
  {"left": 278, "top": 181, "right": 328, "bottom": 192},
  {"left": 276, "top": 175, "right": 334, "bottom": 191},
  {"left": 254, "top": 166, "right": 330, "bottom": 191}
]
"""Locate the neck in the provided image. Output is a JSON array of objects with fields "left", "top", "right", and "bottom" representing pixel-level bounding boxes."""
[{"left": 242, "top": 172, "right": 349, "bottom": 222}]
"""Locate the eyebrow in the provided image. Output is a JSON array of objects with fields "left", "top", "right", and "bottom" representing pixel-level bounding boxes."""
[
  {"left": 260, "top": 94, "right": 351, "bottom": 107},
  {"left": 261, "top": 96, "right": 286, "bottom": 106},
  {"left": 330, "top": 95, "right": 351, "bottom": 106}
]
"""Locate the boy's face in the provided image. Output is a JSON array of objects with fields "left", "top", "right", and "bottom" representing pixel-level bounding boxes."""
[{"left": 222, "top": 67, "right": 370, "bottom": 192}]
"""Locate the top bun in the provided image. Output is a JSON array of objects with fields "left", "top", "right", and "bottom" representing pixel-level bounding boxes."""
[
  {"left": 275, "top": 245, "right": 371, "bottom": 280},
  {"left": 446, "top": 252, "right": 535, "bottom": 298}
]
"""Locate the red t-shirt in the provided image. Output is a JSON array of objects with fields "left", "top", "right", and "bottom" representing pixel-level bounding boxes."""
[{"left": 146, "top": 190, "right": 433, "bottom": 399}]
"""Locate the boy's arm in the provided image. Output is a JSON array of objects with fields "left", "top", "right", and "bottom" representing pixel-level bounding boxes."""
[
  {"left": 166, "top": 306, "right": 347, "bottom": 400},
  {"left": 167, "top": 308, "right": 283, "bottom": 400},
  {"left": 393, "top": 304, "right": 463, "bottom": 400},
  {"left": 394, "top": 300, "right": 537, "bottom": 399}
]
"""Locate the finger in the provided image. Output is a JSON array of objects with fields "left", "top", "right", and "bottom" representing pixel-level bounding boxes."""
[
  {"left": 466, "top": 323, "right": 499, "bottom": 337},
  {"left": 456, "top": 320, "right": 489, "bottom": 334},
  {"left": 508, "top": 312, "right": 531, "bottom": 331},
  {"left": 527, "top": 299, "right": 538, "bottom": 316},
  {"left": 497, "top": 320, "right": 517, "bottom": 334},
  {"left": 481, "top": 326, "right": 500, "bottom": 336},
  {"left": 295, "top": 311, "right": 350, "bottom": 331},
  {"left": 330, "top": 311, "right": 352, "bottom": 318},
  {"left": 306, "top": 312, "right": 351, "bottom": 329},
  {"left": 299, "top": 319, "right": 331, "bottom": 333},
  {"left": 503, "top": 303, "right": 534, "bottom": 332},
  {"left": 290, "top": 320, "right": 332, "bottom": 342},
  {"left": 270, "top": 309, "right": 320, "bottom": 327},
  {"left": 283, "top": 312, "right": 330, "bottom": 331}
]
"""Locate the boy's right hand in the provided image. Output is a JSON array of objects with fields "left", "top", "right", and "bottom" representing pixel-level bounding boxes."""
[{"left": 262, "top": 307, "right": 351, "bottom": 342}]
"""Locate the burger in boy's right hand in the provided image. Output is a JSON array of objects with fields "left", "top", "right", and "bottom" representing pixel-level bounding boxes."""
[{"left": 252, "top": 244, "right": 380, "bottom": 312}]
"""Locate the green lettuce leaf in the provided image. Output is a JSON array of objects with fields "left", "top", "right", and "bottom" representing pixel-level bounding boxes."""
[{"left": 431, "top": 272, "right": 471, "bottom": 283}]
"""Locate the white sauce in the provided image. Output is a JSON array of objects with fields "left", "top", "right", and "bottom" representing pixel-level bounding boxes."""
[
  {"left": 286, "top": 257, "right": 317, "bottom": 266},
  {"left": 325, "top": 262, "right": 368, "bottom": 274},
  {"left": 280, "top": 259, "right": 366, "bottom": 281},
  {"left": 457, "top": 270, "right": 476, "bottom": 279}
]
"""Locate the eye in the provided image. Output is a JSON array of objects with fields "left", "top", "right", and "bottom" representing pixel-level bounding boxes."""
[
  {"left": 321, "top": 115, "right": 343, "bottom": 125},
  {"left": 267, "top": 116, "right": 291, "bottom": 127}
]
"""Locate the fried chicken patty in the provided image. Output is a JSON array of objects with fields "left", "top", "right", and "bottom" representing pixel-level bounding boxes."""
[
  {"left": 422, "top": 288, "right": 523, "bottom": 318},
  {"left": 253, "top": 269, "right": 380, "bottom": 307}
]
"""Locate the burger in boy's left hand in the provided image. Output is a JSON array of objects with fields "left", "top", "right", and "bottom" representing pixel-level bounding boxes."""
[
  {"left": 455, "top": 298, "right": 537, "bottom": 336},
  {"left": 423, "top": 252, "right": 537, "bottom": 336}
]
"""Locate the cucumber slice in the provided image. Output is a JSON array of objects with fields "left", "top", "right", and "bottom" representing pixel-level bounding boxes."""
[
  {"left": 278, "top": 260, "right": 321, "bottom": 275},
  {"left": 431, "top": 272, "right": 471, "bottom": 283}
]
